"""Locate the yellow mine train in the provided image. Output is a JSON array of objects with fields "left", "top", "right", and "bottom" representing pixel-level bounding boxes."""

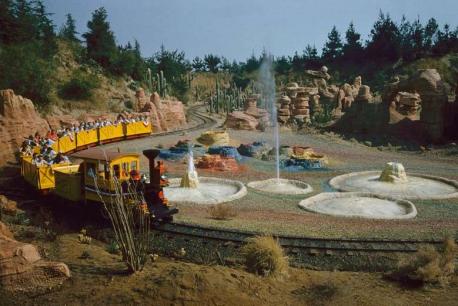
[
  {"left": 20, "top": 121, "right": 177, "bottom": 222},
  {"left": 21, "top": 121, "right": 152, "bottom": 191}
]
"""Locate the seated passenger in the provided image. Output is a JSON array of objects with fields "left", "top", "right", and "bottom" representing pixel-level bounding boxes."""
[
  {"left": 44, "top": 146, "right": 57, "bottom": 159},
  {"left": 54, "top": 153, "right": 70, "bottom": 164},
  {"left": 46, "top": 129, "right": 58, "bottom": 141},
  {"left": 32, "top": 154, "right": 45, "bottom": 166}
]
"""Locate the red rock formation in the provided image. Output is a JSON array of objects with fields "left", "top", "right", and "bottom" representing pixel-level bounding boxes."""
[
  {"left": 0, "top": 89, "right": 50, "bottom": 166},
  {"left": 225, "top": 111, "right": 259, "bottom": 130},
  {"left": 0, "top": 221, "right": 70, "bottom": 293},
  {"left": 137, "top": 89, "right": 187, "bottom": 132},
  {"left": 196, "top": 155, "right": 239, "bottom": 171}
]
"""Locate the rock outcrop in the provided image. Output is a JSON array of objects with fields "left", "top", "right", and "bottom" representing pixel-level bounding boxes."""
[
  {"left": 224, "top": 95, "right": 270, "bottom": 131},
  {"left": 0, "top": 89, "right": 50, "bottom": 166},
  {"left": 383, "top": 69, "right": 448, "bottom": 142},
  {"left": 0, "top": 221, "right": 70, "bottom": 293},
  {"left": 136, "top": 88, "right": 187, "bottom": 132}
]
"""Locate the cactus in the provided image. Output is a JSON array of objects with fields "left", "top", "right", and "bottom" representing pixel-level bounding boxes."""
[
  {"left": 207, "top": 78, "right": 247, "bottom": 115},
  {"left": 153, "top": 70, "right": 167, "bottom": 97}
]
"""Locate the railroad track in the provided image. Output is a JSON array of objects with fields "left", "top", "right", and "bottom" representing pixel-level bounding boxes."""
[
  {"left": 150, "top": 104, "right": 218, "bottom": 137},
  {"left": 157, "top": 222, "right": 450, "bottom": 254}
]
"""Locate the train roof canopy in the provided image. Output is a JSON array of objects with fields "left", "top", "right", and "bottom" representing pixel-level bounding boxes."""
[{"left": 72, "top": 148, "right": 140, "bottom": 162}]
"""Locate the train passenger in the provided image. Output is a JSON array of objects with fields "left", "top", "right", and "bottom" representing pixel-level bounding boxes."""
[
  {"left": 46, "top": 129, "right": 58, "bottom": 141},
  {"left": 54, "top": 153, "right": 70, "bottom": 164},
  {"left": 32, "top": 153, "right": 45, "bottom": 166}
]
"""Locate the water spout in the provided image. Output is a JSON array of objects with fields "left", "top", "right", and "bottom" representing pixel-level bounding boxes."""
[{"left": 260, "top": 55, "right": 280, "bottom": 183}]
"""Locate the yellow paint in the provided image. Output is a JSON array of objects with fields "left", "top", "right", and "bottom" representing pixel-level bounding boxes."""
[
  {"left": 125, "top": 121, "right": 152, "bottom": 136},
  {"left": 76, "top": 130, "right": 98, "bottom": 147},
  {"left": 58, "top": 134, "right": 76, "bottom": 153},
  {"left": 98, "top": 124, "right": 124, "bottom": 142},
  {"left": 53, "top": 165, "right": 81, "bottom": 201}
]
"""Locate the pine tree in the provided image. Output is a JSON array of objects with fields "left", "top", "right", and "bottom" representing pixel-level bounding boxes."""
[
  {"left": 342, "top": 22, "right": 363, "bottom": 62},
  {"left": 0, "top": 0, "right": 15, "bottom": 44},
  {"left": 192, "top": 56, "right": 205, "bottom": 71},
  {"left": 204, "top": 54, "right": 221, "bottom": 73},
  {"left": 83, "top": 7, "right": 118, "bottom": 69},
  {"left": 322, "top": 26, "right": 343, "bottom": 62},
  {"left": 60, "top": 13, "right": 79, "bottom": 42},
  {"left": 366, "top": 11, "right": 401, "bottom": 63},
  {"left": 424, "top": 18, "right": 439, "bottom": 50}
]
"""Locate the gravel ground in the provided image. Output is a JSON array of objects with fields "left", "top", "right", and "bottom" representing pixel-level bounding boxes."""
[{"left": 101, "top": 110, "right": 458, "bottom": 240}]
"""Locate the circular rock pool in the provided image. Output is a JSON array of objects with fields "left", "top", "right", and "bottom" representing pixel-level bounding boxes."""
[
  {"left": 329, "top": 171, "right": 458, "bottom": 200},
  {"left": 164, "top": 177, "right": 247, "bottom": 205},
  {"left": 298, "top": 192, "right": 417, "bottom": 219},
  {"left": 247, "top": 178, "right": 313, "bottom": 195}
]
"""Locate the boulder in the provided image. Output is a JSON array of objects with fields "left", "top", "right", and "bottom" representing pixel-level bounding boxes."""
[
  {"left": 0, "top": 221, "right": 70, "bottom": 293},
  {"left": 379, "top": 162, "right": 408, "bottom": 183},
  {"left": 225, "top": 111, "right": 259, "bottom": 130},
  {"left": 0, "top": 89, "right": 50, "bottom": 166},
  {"left": 0, "top": 194, "right": 17, "bottom": 216}
]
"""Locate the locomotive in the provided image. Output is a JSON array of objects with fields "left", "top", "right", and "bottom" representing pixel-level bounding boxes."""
[{"left": 20, "top": 121, "right": 178, "bottom": 222}]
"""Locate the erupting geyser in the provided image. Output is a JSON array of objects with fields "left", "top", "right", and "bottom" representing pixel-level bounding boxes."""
[
  {"left": 247, "top": 56, "right": 313, "bottom": 195},
  {"left": 164, "top": 146, "right": 247, "bottom": 205},
  {"left": 180, "top": 149, "right": 199, "bottom": 188}
]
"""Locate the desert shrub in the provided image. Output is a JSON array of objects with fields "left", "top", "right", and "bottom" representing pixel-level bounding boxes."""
[
  {"left": 106, "top": 240, "right": 120, "bottom": 255},
  {"left": 207, "top": 204, "right": 237, "bottom": 220},
  {"left": 78, "top": 229, "right": 92, "bottom": 244},
  {"left": 11, "top": 212, "right": 30, "bottom": 225},
  {"left": 241, "top": 235, "right": 288, "bottom": 277},
  {"left": 79, "top": 250, "right": 92, "bottom": 259},
  {"left": 58, "top": 71, "right": 100, "bottom": 100},
  {"left": 390, "top": 237, "right": 456, "bottom": 286},
  {"left": 124, "top": 100, "right": 134, "bottom": 109}
]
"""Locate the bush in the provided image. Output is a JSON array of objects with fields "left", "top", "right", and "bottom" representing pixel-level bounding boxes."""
[
  {"left": 241, "top": 235, "right": 288, "bottom": 277},
  {"left": 390, "top": 237, "right": 456, "bottom": 286},
  {"left": 207, "top": 204, "right": 237, "bottom": 220},
  {"left": 106, "top": 240, "right": 120, "bottom": 255},
  {"left": 58, "top": 71, "right": 100, "bottom": 100}
]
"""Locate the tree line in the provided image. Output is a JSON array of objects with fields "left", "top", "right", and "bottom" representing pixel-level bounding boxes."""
[{"left": 1, "top": 2, "right": 457, "bottom": 106}]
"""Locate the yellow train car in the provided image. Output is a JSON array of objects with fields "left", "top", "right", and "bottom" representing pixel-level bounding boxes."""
[
  {"left": 58, "top": 134, "right": 77, "bottom": 154},
  {"left": 72, "top": 149, "right": 140, "bottom": 203},
  {"left": 76, "top": 129, "right": 98, "bottom": 148},
  {"left": 21, "top": 157, "right": 74, "bottom": 191},
  {"left": 124, "top": 121, "right": 152, "bottom": 137},
  {"left": 98, "top": 124, "right": 124, "bottom": 143}
]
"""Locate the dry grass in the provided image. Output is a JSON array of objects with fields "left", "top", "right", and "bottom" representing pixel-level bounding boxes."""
[
  {"left": 207, "top": 204, "right": 237, "bottom": 220},
  {"left": 241, "top": 235, "right": 288, "bottom": 277},
  {"left": 390, "top": 236, "right": 456, "bottom": 286}
]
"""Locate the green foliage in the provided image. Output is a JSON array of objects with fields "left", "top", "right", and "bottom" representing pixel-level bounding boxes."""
[
  {"left": 0, "top": 42, "right": 53, "bottom": 106},
  {"left": 83, "top": 7, "right": 117, "bottom": 69},
  {"left": 322, "top": 25, "right": 343, "bottom": 62},
  {"left": 59, "top": 13, "right": 79, "bottom": 42},
  {"left": 58, "top": 70, "right": 100, "bottom": 100},
  {"left": 204, "top": 54, "right": 221, "bottom": 72}
]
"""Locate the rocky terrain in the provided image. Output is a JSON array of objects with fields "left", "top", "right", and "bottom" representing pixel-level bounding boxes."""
[{"left": 0, "top": 88, "right": 186, "bottom": 167}]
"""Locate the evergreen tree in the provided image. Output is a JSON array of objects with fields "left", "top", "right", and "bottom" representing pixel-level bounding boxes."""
[
  {"left": 0, "top": 0, "right": 16, "bottom": 44},
  {"left": 204, "top": 54, "right": 221, "bottom": 73},
  {"left": 60, "top": 13, "right": 79, "bottom": 42},
  {"left": 131, "top": 40, "right": 146, "bottom": 80},
  {"left": 192, "top": 56, "right": 205, "bottom": 71},
  {"left": 83, "top": 7, "right": 118, "bottom": 69},
  {"left": 342, "top": 22, "right": 363, "bottom": 61},
  {"left": 366, "top": 11, "right": 401, "bottom": 63},
  {"left": 322, "top": 26, "right": 343, "bottom": 62},
  {"left": 303, "top": 45, "right": 321, "bottom": 69},
  {"left": 424, "top": 18, "right": 439, "bottom": 50},
  {"left": 274, "top": 56, "right": 291, "bottom": 74}
]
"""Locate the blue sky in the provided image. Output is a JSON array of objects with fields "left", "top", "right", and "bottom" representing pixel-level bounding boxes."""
[{"left": 44, "top": 0, "right": 458, "bottom": 61}]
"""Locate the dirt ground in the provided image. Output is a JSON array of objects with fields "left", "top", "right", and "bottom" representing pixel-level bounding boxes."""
[{"left": 1, "top": 232, "right": 457, "bottom": 306}]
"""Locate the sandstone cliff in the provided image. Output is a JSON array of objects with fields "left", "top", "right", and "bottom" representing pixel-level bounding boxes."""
[{"left": 0, "top": 89, "right": 50, "bottom": 165}]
